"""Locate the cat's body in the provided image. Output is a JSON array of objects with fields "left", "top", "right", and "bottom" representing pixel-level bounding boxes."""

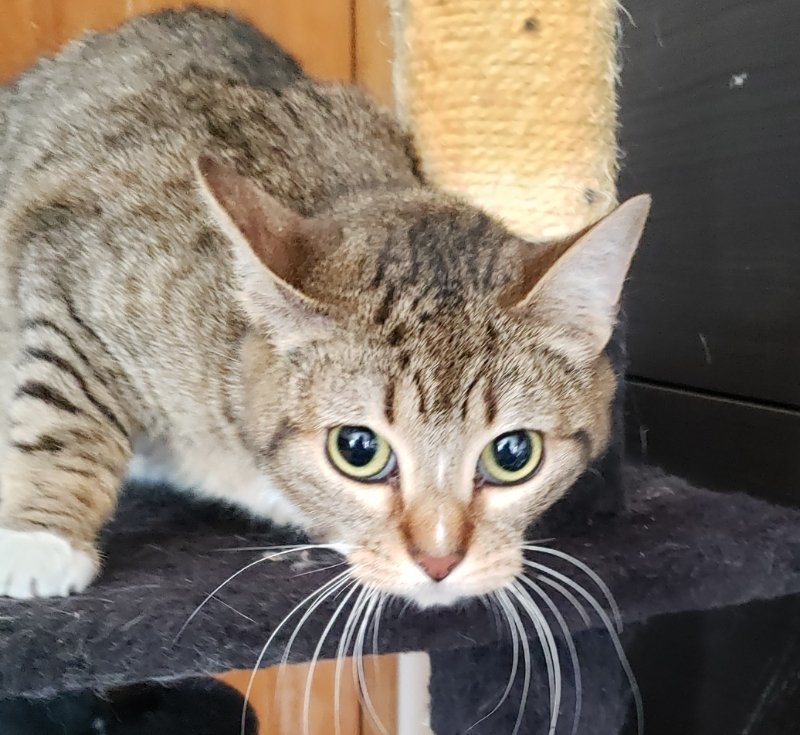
[
  {"left": 1, "top": 12, "right": 295, "bottom": 510},
  {"left": 0, "top": 9, "right": 419, "bottom": 567},
  {"left": 0, "top": 8, "right": 649, "bottom": 605}
]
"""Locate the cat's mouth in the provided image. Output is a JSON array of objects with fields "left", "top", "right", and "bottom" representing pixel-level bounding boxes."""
[
  {"left": 343, "top": 546, "right": 519, "bottom": 609},
  {"left": 404, "top": 580, "right": 477, "bottom": 608}
]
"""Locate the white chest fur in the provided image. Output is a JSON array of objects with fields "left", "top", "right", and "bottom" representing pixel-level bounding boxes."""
[{"left": 127, "top": 434, "right": 310, "bottom": 529}]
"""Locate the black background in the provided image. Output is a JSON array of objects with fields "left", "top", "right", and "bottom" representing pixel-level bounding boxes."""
[{"left": 619, "top": 1, "right": 800, "bottom": 732}]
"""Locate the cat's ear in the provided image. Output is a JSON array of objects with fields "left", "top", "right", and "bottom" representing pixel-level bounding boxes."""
[
  {"left": 506, "top": 195, "right": 651, "bottom": 360},
  {"left": 194, "top": 155, "right": 340, "bottom": 350}
]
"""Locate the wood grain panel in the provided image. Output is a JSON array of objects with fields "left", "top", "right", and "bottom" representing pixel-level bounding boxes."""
[
  {"left": 0, "top": 0, "right": 353, "bottom": 83},
  {"left": 51, "top": 0, "right": 129, "bottom": 43},
  {"left": 354, "top": 0, "right": 394, "bottom": 107},
  {"left": 219, "top": 655, "right": 397, "bottom": 735},
  {"left": 361, "top": 654, "right": 398, "bottom": 735},
  {"left": 0, "top": 0, "right": 57, "bottom": 81}
]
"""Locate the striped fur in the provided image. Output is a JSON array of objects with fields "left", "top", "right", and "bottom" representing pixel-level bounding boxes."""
[{"left": 0, "top": 9, "right": 648, "bottom": 603}]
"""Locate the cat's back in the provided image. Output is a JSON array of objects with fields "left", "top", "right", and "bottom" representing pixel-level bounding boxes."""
[
  {"left": 2, "top": 7, "right": 417, "bottom": 220},
  {"left": 0, "top": 7, "right": 420, "bottom": 398},
  {"left": 1, "top": 8, "right": 302, "bottom": 186},
  {"left": 7, "top": 7, "right": 303, "bottom": 137}
]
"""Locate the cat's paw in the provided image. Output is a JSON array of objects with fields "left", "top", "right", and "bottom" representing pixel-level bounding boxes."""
[{"left": 0, "top": 528, "right": 98, "bottom": 599}]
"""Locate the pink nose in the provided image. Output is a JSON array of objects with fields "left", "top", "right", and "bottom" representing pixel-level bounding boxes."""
[{"left": 414, "top": 552, "right": 464, "bottom": 581}]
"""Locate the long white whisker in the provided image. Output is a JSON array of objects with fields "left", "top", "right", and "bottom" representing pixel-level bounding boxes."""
[
  {"left": 509, "top": 581, "right": 561, "bottom": 735},
  {"left": 371, "top": 593, "right": 387, "bottom": 661},
  {"left": 212, "top": 543, "right": 341, "bottom": 553},
  {"left": 293, "top": 560, "right": 349, "bottom": 578},
  {"left": 303, "top": 581, "right": 361, "bottom": 735},
  {"left": 466, "top": 592, "right": 519, "bottom": 733},
  {"left": 176, "top": 546, "right": 322, "bottom": 643},
  {"left": 276, "top": 572, "right": 355, "bottom": 697},
  {"left": 523, "top": 561, "right": 643, "bottom": 735},
  {"left": 497, "top": 589, "right": 531, "bottom": 735},
  {"left": 242, "top": 568, "right": 352, "bottom": 735},
  {"left": 537, "top": 575, "right": 591, "bottom": 626},
  {"left": 355, "top": 591, "right": 389, "bottom": 735},
  {"left": 334, "top": 586, "right": 371, "bottom": 735},
  {"left": 520, "top": 576, "right": 582, "bottom": 735},
  {"left": 522, "top": 545, "right": 622, "bottom": 632},
  {"left": 211, "top": 596, "right": 258, "bottom": 625}
]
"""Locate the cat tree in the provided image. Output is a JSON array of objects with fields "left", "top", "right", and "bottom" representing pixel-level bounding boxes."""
[{"left": 1, "top": 3, "right": 799, "bottom": 734}]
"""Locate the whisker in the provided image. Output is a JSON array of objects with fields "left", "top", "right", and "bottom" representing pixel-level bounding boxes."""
[
  {"left": 466, "top": 592, "right": 519, "bottom": 733},
  {"left": 303, "top": 581, "right": 361, "bottom": 735},
  {"left": 334, "top": 586, "right": 371, "bottom": 735},
  {"left": 211, "top": 544, "right": 324, "bottom": 553},
  {"left": 519, "top": 576, "right": 582, "bottom": 735},
  {"left": 497, "top": 589, "right": 532, "bottom": 735},
  {"left": 293, "top": 560, "right": 349, "bottom": 578},
  {"left": 537, "top": 576, "right": 591, "bottom": 627},
  {"left": 368, "top": 592, "right": 388, "bottom": 688},
  {"left": 355, "top": 591, "right": 389, "bottom": 735},
  {"left": 242, "top": 569, "right": 352, "bottom": 735},
  {"left": 276, "top": 571, "right": 355, "bottom": 694},
  {"left": 522, "top": 545, "right": 622, "bottom": 632},
  {"left": 371, "top": 593, "right": 387, "bottom": 662},
  {"left": 211, "top": 596, "right": 258, "bottom": 625},
  {"left": 479, "top": 592, "right": 505, "bottom": 636},
  {"left": 523, "top": 537, "right": 556, "bottom": 545},
  {"left": 509, "top": 581, "right": 561, "bottom": 735},
  {"left": 522, "top": 561, "right": 644, "bottom": 735},
  {"left": 176, "top": 545, "right": 324, "bottom": 643}
]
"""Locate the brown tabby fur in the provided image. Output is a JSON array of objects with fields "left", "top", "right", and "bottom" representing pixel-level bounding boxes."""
[{"left": 0, "top": 8, "right": 648, "bottom": 605}]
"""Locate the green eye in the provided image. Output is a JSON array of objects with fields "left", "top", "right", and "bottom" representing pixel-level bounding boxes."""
[
  {"left": 327, "top": 426, "right": 396, "bottom": 481},
  {"left": 479, "top": 430, "right": 543, "bottom": 485}
]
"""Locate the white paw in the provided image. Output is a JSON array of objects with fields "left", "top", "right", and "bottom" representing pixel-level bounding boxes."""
[{"left": 0, "top": 528, "right": 98, "bottom": 599}]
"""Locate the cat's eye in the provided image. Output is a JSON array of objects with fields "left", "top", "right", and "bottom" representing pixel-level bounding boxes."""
[
  {"left": 327, "top": 426, "right": 396, "bottom": 482},
  {"left": 478, "top": 430, "right": 543, "bottom": 485}
]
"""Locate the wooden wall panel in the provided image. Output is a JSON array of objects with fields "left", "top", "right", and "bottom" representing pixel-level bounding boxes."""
[
  {"left": 219, "top": 655, "right": 398, "bottom": 735},
  {"left": 361, "top": 654, "right": 398, "bottom": 735},
  {"left": 0, "top": 0, "right": 353, "bottom": 83},
  {"left": 354, "top": 0, "right": 394, "bottom": 108},
  {"left": 220, "top": 661, "right": 360, "bottom": 735},
  {"left": 1, "top": 1, "right": 58, "bottom": 81}
]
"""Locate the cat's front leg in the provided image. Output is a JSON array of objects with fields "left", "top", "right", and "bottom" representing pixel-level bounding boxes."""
[{"left": 0, "top": 341, "right": 132, "bottom": 599}]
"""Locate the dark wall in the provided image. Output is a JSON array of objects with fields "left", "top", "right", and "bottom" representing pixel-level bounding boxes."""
[
  {"left": 618, "top": 4, "right": 800, "bottom": 734},
  {"left": 618, "top": 0, "right": 800, "bottom": 505}
]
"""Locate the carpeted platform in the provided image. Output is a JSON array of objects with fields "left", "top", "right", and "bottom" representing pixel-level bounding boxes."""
[{"left": 2, "top": 463, "right": 798, "bottom": 701}]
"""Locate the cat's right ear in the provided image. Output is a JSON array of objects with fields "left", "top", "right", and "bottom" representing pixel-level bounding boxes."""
[
  {"left": 503, "top": 195, "right": 651, "bottom": 362},
  {"left": 194, "top": 155, "right": 340, "bottom": 351}
]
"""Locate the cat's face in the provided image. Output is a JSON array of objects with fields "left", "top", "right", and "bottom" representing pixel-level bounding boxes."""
[{"left": 197, "top": 158, "right": 649, "bottom": 607}]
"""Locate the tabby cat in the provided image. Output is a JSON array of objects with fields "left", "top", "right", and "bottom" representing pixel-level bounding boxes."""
[{"left": 0, "top": 8, "right": 649, "bottom": 606}]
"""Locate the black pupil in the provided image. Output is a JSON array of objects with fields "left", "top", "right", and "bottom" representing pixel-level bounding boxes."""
[
  {"left": 337, "top": 427, "right": 378, "bottom": 468},
  {"left": 493, "top": 432, "right": 532, "bottom": 472}
]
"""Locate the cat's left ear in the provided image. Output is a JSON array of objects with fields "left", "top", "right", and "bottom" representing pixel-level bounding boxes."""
[
  {"left": 507, "top": 195, "right": 651, "bottom": 360},
  {"left": 194, "top": 155, "right": 340, "bottom": 350}
]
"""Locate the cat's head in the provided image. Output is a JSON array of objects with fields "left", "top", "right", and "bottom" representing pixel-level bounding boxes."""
[{"left": 196, "top": 157, "right": 650, "bottom": 608}]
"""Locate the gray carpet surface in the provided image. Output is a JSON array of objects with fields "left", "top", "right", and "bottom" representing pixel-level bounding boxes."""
[{"left": 2, "top": 464, "right": 799, "bottom": 699}]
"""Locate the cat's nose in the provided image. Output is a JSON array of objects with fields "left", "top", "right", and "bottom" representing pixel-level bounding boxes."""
[{"left": 414, "top": 552, "right": 464, "bottom": 581}]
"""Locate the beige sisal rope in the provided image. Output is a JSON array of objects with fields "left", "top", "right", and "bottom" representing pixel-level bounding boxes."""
[{"left": 390, "top": 0, "right": 620, "bottom": 241}]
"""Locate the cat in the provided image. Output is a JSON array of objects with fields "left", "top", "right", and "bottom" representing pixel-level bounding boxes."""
[{"left": 0, "top": 7, "right": 649, "bottom": 607}]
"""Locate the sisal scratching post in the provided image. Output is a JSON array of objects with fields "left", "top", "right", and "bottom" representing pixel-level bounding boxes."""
[{"left": 390, "top": 0, "right": 620, "bottom": 241}]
